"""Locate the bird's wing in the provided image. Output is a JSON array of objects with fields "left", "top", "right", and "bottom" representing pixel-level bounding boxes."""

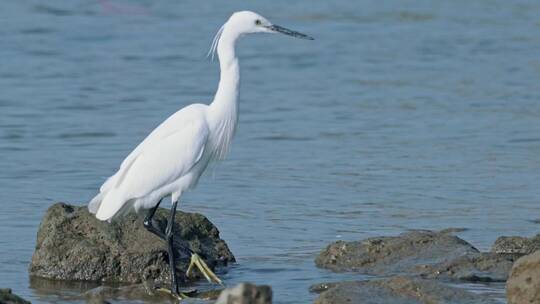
[
  {"left": 99, "top": 104, "right": 204, "bottom": 193},
  {"left": 94, "top": 113, "right": 209, "bottom": 221},
  {"left": 119, "top": 119, "right": 209, "bottom": 199}
]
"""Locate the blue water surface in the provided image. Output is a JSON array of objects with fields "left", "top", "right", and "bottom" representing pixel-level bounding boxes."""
[{"left": 1, "top": 1, "right": 540, "bottom": 303}]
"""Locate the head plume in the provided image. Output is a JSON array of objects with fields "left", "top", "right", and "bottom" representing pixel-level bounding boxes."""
[{"left": 207, "top": 23, "right": 225, "bottom": 61}]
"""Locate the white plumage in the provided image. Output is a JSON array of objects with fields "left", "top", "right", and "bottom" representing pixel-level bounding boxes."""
[
  {"left": 89, "top": 104, "right": 212, "bottom": 220},
  {"left": 88, "top": 11, "right": 313, "bottom": 222}
]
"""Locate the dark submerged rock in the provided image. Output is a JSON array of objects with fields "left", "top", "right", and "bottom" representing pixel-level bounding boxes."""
[
  {"left": 438, "top": 227, "right": 469, "bottom": 234},
  {"left": 506, "top": 250, "right": 540, "bottom": 304},
  {"left": 83, "top": 284, "right": 221, "bottom": 303},
  {"left": 315, "top": 230, "right": 515, "bottom": 282},
  {"left": 29, "top": 275, "right": 219, "bottom": 303},
  {"left": 312, "top": 276, "right": 499, "bottom": 304},
  {"left": 215, "top": 283, "right": 272, "bottom": 304},
  {"left": 0, "top": 288, "right": 31, "bottom": 304},
  {"left": 29, "top": 202, "right": 235, "bottom": 286},
  {"left": 416, "top": 252, "right": 515, "bottom": 282}
]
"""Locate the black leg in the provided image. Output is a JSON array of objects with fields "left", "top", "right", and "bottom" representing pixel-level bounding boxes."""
[
  {"left": 143, "top": 199, "right": 193, "bottom": 255},
  {"left": 143, "top": 198, "right": 166, "bottom": 239},
  {"left": 166, "top": 200, "right": 179, "bottom": 295},
  {"left": 143, "top": 198, "right": 198, "bottom": 297}
]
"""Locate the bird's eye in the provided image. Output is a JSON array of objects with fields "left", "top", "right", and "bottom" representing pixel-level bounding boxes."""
[{"left": 255, "top": 19, "right": 262, "bottom": 25}]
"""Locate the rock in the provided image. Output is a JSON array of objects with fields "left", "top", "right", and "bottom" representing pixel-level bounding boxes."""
[
  {"left": 506, "top": 250, "right": 540, "bottom": 304},
  {"left": 29, "top": 202, "right": 235, "bottom": 286},
  {"left": 315, "top": 230, "right": 478, "bottom": 273},
  {"left": 315, "top": 230, "right": 515, "bottom": 282},
  {"left": 309, "top": 282, "right": 339, "bottom": 293},
  {"left": 215, "top": 283, "right": 272, "bottom": 304},
  {"left": 313, "top": 276, "right": 499, "bottom": 304},
  {"left": 0, "top": 288, "right": 31, "bottom": 304},
  {"left": 491, "top": 235, "right": 540, "bottom": 256}
]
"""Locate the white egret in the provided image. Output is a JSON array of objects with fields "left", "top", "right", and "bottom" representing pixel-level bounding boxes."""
[{"left": 88, "top": 11, "right": 313, "bottom": 298}]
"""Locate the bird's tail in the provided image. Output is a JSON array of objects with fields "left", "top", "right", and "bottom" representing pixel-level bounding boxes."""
[
  {"left": 89, "top": 173, "right": 122, "bottom": 218},
  {"left": 95, "top": 190, "right": 128, "bottom": 221},
  {"left": 88, "top": 192, "right": 104, "bottom": 214}
]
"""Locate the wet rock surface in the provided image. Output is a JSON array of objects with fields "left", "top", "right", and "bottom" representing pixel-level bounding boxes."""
[
  {"left": 215, "top": 283, "right": 272, "bottom": 304},
  {"left": 315, "top": 229, "right": 516, "bottom": 282},
  {"left": 29, "top": 202, "right": 235, "bottom": 286},
  {"left": 312, "top": 276, "right": 499, "bottom": 304},
  {"left": 506, "top": 250, "right": 540, "bottom": 304}
]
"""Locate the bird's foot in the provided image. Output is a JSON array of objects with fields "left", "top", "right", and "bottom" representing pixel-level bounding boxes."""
[
  {"left": 186, "top": 253, "right": 223, "bottom": 285},
  {"left": 155, "top": 287, "right": 194, "bottom": 301}
]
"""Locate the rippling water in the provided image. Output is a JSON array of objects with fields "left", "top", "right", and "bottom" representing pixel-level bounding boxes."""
[{"left": 1, "top": 1, "right": 540, "bottom": 303}]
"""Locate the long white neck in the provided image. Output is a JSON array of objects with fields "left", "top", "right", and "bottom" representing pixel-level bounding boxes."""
[{"left": 208, "top": 25, "right": 241, "bottom": 159}]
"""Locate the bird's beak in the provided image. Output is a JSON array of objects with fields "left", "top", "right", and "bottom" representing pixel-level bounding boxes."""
[{"left": 265, "top": 24, "right": 314, "bottom": 40}]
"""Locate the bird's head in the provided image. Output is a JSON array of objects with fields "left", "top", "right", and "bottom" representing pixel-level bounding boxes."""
[
  {"left": 208, "top": 11, "right": 313, "bottom": 59},
  {"left": 226, "top": 11, "right": 313, "bottom": 39}
]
